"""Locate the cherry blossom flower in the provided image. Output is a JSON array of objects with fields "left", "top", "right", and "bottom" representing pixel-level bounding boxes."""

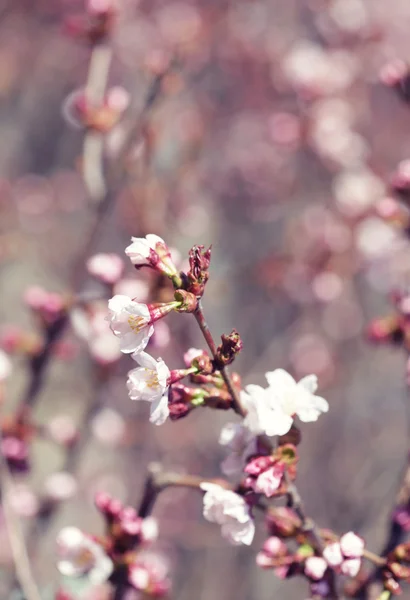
[
  {"left": 243, "top": 369, "right": 328, "bottom": 437},
  {"left": 127, "top": 352, "right": 170, "bottom": 425},
  {"left": 56, "top": 527, "right": 113, "bottom": 584},
  {"left": 200, "top": 482, "right": 255, "bottom": 545},
  {"left": 219, "top": 422, "right": 257, "bottom": 477},
  {"left": 125, "top": 235, "right": 179, "bottom": 278},
  {"left": 107, "top": 295, "right": 154, "bottom": 354},
  {"left": 128, "top": 551, "right": 171, "bottom": 597}
]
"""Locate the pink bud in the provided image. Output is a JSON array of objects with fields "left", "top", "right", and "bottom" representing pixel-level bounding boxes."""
[
  {"left": 183, "top": 348, "right": 205, "bottom": 367},
  {"left": 245, "top": 455, "right": 273, "bottom": 476},
  {"left": 340, "top": 531, "right": 364, "bottom": 558},
  {"left": 47, "top": 415, "right": 77, "bottom": 446},
  {"left": 121, "top": 519, "right": 141, "bottom": 536},
  {"left": 323, "top": 542, "right": 343, "bottom": 567},
  {"left": 304, "top": 556, "right": 327, "bottom": 581},
  {"left": 252, "top": 464, "right": 285, "bottom": 497},
  {"left": 263, "top": 536, "right": 286, "bottom": 557},
  {"left": 256, "top": 551, "right": 272, "bottom": 568},
  {"left": 141, "top": 517, "right": 158, "bottom": 543},
  {"left": 106, "top": 87, "right": 130, "bottom": 113},
  {"left": 44, "top": 472, "right": 78, "bottom": 502},
  {"left": 95, "top": 491, "right": 113, "bottom": 513},
  {"left": 341, "top": 558, "right": 361, "bottom": 577}
]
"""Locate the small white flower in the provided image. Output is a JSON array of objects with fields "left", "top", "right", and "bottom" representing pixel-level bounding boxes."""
[
  {"left": 127, "top": 352, "right": 170, "bottom": 425},
  {"left": 107, "top": 295, "right": 154, "bottom": 354},
  {"left": 219, "top": 423, "right": 257, "bottom": 477},
  {"left": 125, "top": 234, "right": 164, "bottom": 266},
  {"left": 56, "top": 526, "right": 113, "bottom": 585},
  {"left": 125, "top": 234, "right": 178, "bottom": 277},
  {"left": 200, "top": 482, "right": 255, "bottom": 546},
  {"left": 242, "top": 369, "right": 328, "bottom": 437}
]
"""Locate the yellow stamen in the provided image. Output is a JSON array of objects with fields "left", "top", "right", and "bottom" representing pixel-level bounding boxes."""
[
  {"left": 145, "top": 369, "right": 159, "bottom": 389},
  {"left": 128, "top": 315, "right": 146, "bottom": 333}
]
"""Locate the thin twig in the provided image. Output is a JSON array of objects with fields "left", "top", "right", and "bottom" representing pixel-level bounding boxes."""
[{"left": 193, "top": 300, "right": 246, "bottom": 417}]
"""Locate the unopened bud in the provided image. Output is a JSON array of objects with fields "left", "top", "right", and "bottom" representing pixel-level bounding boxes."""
[
  {"left": 216, "top": 330, "right": 243, "bottom": 367},
  {"left": 266, "top": 507, "right": 302, "bottom": 538},
  {"left": 174, "top": 290, "right": 197, "bottom": 313},
  {"left": 186, "top": 245, "right": 211, "bottom": 297}
]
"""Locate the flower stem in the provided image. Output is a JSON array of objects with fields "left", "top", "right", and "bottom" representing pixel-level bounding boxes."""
[{"left": 193, "top": 300, "right": 246, "bottom": 417}]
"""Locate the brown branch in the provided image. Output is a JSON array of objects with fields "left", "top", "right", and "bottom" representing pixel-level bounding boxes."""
[{"left": 193, "top": 300, "right": 247, "bottom": 417}]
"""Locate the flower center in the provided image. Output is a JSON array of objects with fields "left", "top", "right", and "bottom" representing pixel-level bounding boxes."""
[
  {"left": 128, "top": 315, "right": 146, "bottom": 333},
  {"left": 145, "top": 369, "right": 160, "bottom": 389}
]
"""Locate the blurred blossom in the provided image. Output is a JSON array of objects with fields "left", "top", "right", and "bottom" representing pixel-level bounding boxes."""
[
  {"left": 87, "top": 0, "right": 118, "bottom": 15},
  {"left": 86, "top": 253, "right": 124, "bottom": 285},
  {"left": 150, "top": 320, "right": 171, "bottom": 349},
  {"left": 113, "top": 278, "right": 150, "bottom": 302},
  {"left": 7, "top": 483, "right": 39, "bottom": 518},
  {"left": 0, "top": 349, "right": 12, "bottom": 381},
  {"left": 13, "top": 175, "right": 54, "bottom": 216},
  {"left": 333, "top": 169, "right": 385, "bottom": 217},
  {"left": 290, "top": 335, "right": 334, "bottom": 381},
  {"left": 47, "top": 414, "right": 78, "bottom": 446},
  {"left": 268, "top": 112, "right": 301, "bottom": 147},
  {"left": 56, "top": 526, "right": 113, "bottom": 584},
  {"left": 379, "top": 58, "right": 409, "bottom": 87},
  {"left": 327, "top": 0, "right": 369, "bottom": 34},
  {"left": 282, "top": 42, "right": 357, "bottom": 96},
  {"left": 156, "top": 3, "right": 202, "bottom": 47},
  {"left": 90, "top": 332, "right": 122, "bottom": 365},
  {"left": 355, "top": 217, "right": 399, "bottom": 258},
  {"left": 44, "top": 471, "right": 78, "bottom": 502},
  {"left": 312, "top": 272, "right": 344, "bottom": 303},
  {"left": 91, "top": 408, "right": 126, "bottom": 446}
]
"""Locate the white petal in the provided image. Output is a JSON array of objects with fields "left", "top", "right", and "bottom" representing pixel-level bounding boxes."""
[
  {"left": 108, "top": 294, "right": 133, "bottom": 313},
  {"left": 298, "top": 374, "right": 318, "bottom": 394},
  {"left": 132, "top": 350, "right": 157, "bottom": 369},
  {"left": 89, "top": 556, "right": 113, "bottom": 585},
  {"left": 265, "top": 369, "right": 296, "bottom": 390},
  {"left": 297, "top": 396, "right": 329, "bottom": 422},
  {"left": 264, "top": 410, "right": 293, "bottom": 437},
  {"left": 119, "top": 331, "right": 146, "bottom": 354},
  {"left": 145, "top": 234, "right": 165, "bottom": 247},
  {"left": 150, "top": 394, "right": 169, "bottom": 425}
]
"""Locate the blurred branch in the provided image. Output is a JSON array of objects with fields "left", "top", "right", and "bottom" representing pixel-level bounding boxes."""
[
  {"left": 1, "top": 460, "right": 42, "bottom": 600},
  {"left": 83, "top": 43, "right": 113, "bottom": 204}
]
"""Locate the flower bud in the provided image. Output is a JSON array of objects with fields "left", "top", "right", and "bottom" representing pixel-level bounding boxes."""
[
  {"left": 304, "top": 556, "right": 327, "bottom": 581},
  {"left": 174, "top": 289, "right": 197, "bottom": 313},
  {"left": 125, "top": 235, "right": 179, "bottom": 280},
  {"left": 216, "top": 330, "right": 243, "bottom": 366},
  {"left": 186, "top": 245, "right": 211, "bottom": 296},
  {"left": 266, "top": 507, "right": 302, "bottom": 538}
]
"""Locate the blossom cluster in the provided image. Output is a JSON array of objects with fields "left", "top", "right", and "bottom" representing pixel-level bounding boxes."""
[{"left": 56, "top": 492, "right": 170, "bottom": 597}]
